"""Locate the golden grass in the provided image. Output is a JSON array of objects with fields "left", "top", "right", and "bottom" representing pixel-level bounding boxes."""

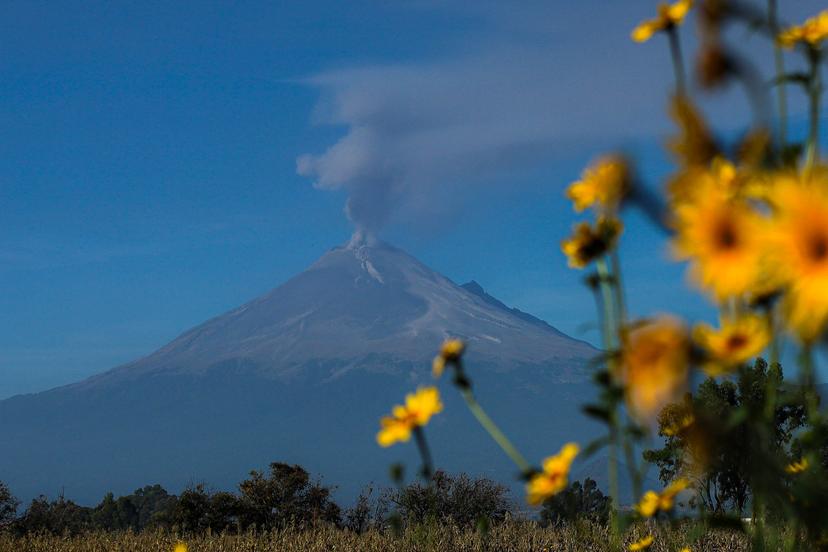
[{"left": 0, "top": 521, "right": 752, "bottom": 552}]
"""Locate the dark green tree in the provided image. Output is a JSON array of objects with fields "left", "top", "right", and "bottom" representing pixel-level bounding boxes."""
[
  {"left": 91, "top": 492, "right": 137, "bottom": 531},
  {"left": 14, "top": 495, "right": 92, "bottom": 535},
  {"left": 539, "top": 478, "right": 609, "bottom": 527},
  {"left": 172, "top": 484, "right": 211, "bottom": 533},
  {"left": 387, "top": 471, "right": 511, "bottom": 528},
  {"left": 168, "top": 484, "right": 240, "bottom": 534},
  {"left": 89, "top": 485, "right": 176, "bottom": 532},
  {"left": 643, "top": 358, "right": 807, "bottom": 514},
  {"left": 128, "top": 484, "right": 178, "bottom": 530},
  {"left": 237, "top": 463, "right": 340, "bottom": 530},
  {"left": 0, "top": 482, "right": 18, "bottom": 531},
  {"left": 344, "top": 486, "right": 375, "bottom": 534}
]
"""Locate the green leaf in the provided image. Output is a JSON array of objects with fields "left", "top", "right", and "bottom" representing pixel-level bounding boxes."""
[
  {"left": 726, "top": 407, "right": 749, "bottom": 429},
  {"left": 770, "top": 72, "right": 810, "bottom": 90},
  {"left": 389, "top": 463, "right": 405, "bottom": 484},
  {"left": 780, "top": 143, "right": 804, "bottom": 167},
  {"left": 584, "top": 273, "right": 601, "bottom": 290},
  {"left": 582, "top": 405, "right": 611, "bottom": 422},
  {"left": 475, "top": 514, "right": 490, "bottom": 536},
  {"left": 616, "top": 510, "right": 634, "bottom": 533},
  {"left": 389, "top": 512, "right": 403, "bottom": 537},
  {"left": 626, "top": 424, "right": 646, "bottom": 440},
  {"left": 581, "top": 435, "right": 611, "bottom": 458},
  {"left": 592, "top": 369, "right": 612, "bottom": 386}
]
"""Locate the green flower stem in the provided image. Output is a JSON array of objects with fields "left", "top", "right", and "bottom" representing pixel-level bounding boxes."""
[
  {"left": 597, "top": 256, "right": 621, "bottom": 546},
  {"left": 798, "top": 344, "right": 819, "bottom": 423},
  {"left": 608, "top": 423, "right": 621, "bottom": 545},
  {"left": 413, "top": 426, "right": 434, "bottom": 481},
  {"left": 609, "top": 252, "right": 637, "bottom": 503},
  {"left": 596, "top": 259, "right": 618, "bottom": 350},
  {"left": 610, "top": 250, "right": 627, "bottom": 327},
  {"left": 668, "top": 26, "right": 687, "bottom": 97},
  {"left": 768, "top": 311, "right": 780, "bottom": 370},
  {"left": 622, "top": 428, "right": 642, "bottom": 501},
  {"left": 805, "top": 47, "right": 822, "bottom": 169},
  {"left": 763, "top": 308, "right": 780, "bottom": 423},
  {"left": 752, "top": 493, "right": 767, "bottom": 552},
  {"left": 769, "top": 0, "right": 788, "bottom": 147},
  {"left": 459, "top": 388, "right": 532, "bottom": 476}
]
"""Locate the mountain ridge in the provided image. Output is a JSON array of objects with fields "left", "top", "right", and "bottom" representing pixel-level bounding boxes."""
[
  {"left": 0, "top": 239, "right": 602, "bottom": 504},
  {"left": 64, "top": 239, "right": 595, "bottom": 391}
]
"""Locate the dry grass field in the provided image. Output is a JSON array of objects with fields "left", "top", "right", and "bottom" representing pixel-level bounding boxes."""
[{"left": 0, "top": 521, "right": 754, "bottom": 552}]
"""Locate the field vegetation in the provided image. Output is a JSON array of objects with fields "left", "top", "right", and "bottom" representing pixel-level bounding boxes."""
[{"left": 0, "top": 521, "right": 753, "bottom": 552}]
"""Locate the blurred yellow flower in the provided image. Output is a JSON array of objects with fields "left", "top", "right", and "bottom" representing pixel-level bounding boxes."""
[
  {"left": 566, "top": 156, "right": 629, "bottom": 213},
  {"left": 636, "top": 478, "right": 690, "bottom": 517},
  {"left": 173, "top": 543, "right": 188, "bottom": 552},
  {"left": 636, "top": 491, "right": 660, "bottom": 517},
  {"left": 526, "top": 443, "right": 579, "bottom": 505},
  {"left": 376, "top": 387, "right": 443, "bottom": 447},
  {"left": 778, "top": 10, "right": 828, "bottom": 49},
  {"left": 786, "top": 458, "right": 809, "bottom": 474},
  {"left": 668, "top": 97, "right": 717, "bottom": 168},
  {"left": 680, "top": 548, "right": 692, "bottom": 552},
  {"left": 672, "top": 190, "right": 768, "bottom": 299},
  {"left": 629, "top": 534, "right": 655, "bottom": 551},
  {"left": 632, "top": 0, "right": 693, "bottom": 42},
  {"left": 767, "top": 171, "right": 828, "bottom": 341},
  {"left": 561, "top": 217, "right": 623, "bottom": 269},
  {"left": 619, "top": 317, "right": 689, "bottom": 422},
  {"left": 693, "top": 314, "right": 770, "bottom": 375},
  {"left": 663, "top": 412, "right": 694, "bottom": 436},
  {"left": 432, "top": 338, "right": 465, "bottom": 378}
]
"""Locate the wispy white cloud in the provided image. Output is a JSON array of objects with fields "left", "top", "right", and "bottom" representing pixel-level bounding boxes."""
[{"left": 297, "top": 0, "right": 824, "bottom": 235}]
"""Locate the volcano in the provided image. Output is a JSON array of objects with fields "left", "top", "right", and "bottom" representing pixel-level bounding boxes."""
[{"left": 0, "top": 238, "right": 601, "bottom": 504}]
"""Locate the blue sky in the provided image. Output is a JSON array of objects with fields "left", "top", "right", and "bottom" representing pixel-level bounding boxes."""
[{"left": 1, "top": 0, "right": 826, "bottom": 398}]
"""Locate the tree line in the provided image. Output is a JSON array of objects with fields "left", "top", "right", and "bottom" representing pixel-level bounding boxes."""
[{"left": 0, "top": 461, "right": 611, "bottom": 536}]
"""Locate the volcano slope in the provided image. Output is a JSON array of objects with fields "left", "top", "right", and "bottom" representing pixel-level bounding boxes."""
[{"left": 0, "top": 239, "right": 602, "bottom": 504}]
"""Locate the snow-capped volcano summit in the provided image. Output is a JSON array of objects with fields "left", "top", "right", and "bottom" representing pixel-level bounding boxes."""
[
  {"left": 87, "top": 238, "right": 593, "bottom": 386},
  {"left": 0, "top": 240, "right": 599, "bottom": 503}
]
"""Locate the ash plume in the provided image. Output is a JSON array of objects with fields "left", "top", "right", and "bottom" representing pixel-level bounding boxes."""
[{"left": 295, "top": 1, "right": 783, "bottom": 234}]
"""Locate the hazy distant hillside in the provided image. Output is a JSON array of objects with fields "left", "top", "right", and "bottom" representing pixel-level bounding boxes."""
[{"left": 0, "top": 238, "right": 604, "bottom": 504}]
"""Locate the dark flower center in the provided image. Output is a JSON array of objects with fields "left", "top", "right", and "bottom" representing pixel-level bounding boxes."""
[
  {"left": 715, "top": 220, "right": 739, "bottom": 250},
  {"left": 726, "top": 333, "right": 748, "bottom": 351},
  {"left": 807, "top": 232, "right": 828, "bottom": 263}
]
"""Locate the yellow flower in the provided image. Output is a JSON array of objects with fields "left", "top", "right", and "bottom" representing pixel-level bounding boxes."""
[
  {"left": 636, "top": 491, "right": 660, "bottom": 517},
  {"left": 672, "top": 190, "right": 769, "bottom": 300},
  {"left": 566, "top": 156, "right": 629, "bottom": 213},
  {"left": 636, "top": 478, "right": 690, "bottom": 517},
  {"left": 632, "top": 0, "right": 693, "bottom": 42},
  {"left": 767, "top": 170, "right": 828, "bottom": 341},
  {"left": 629, "top": 535, "right": 655, "bottom": 551},
  {"left": 561, "top": 217, "right": 623, "bottom": 269},
  {"left": 668, "top": 97, "right": 717, "bottom": 168},
  {"left": 680, "top": 548, "right": 692, "bottom": 552},
  {"left": 670, "top": 158, "right": 770, "bottom": 208},
  {"left": 778, "top": 10, "right": 828, "bottom": 49},
  {"left": 660, "top": 478, "right": 690, "bottom": 509},
  {"left": 432, "top": 338, "right": 465, "bottom": 378},
  {"left": 693, "top": 314, "right": 770, "bottom": 376},
  {"left": 173, "top": 544, "right": 188, "bottom": 552},
  {"left": 376, "top": 387, "right": 443, "bottom": 447},
  {"left": 619, "top": 317, "right": 690, "bottom": 423},
  {"left": 786, "top": 458, "right": 809, "bottom": 474},
  {"left": 526, "top": 443, "right": 579, "bottom": 505}
]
